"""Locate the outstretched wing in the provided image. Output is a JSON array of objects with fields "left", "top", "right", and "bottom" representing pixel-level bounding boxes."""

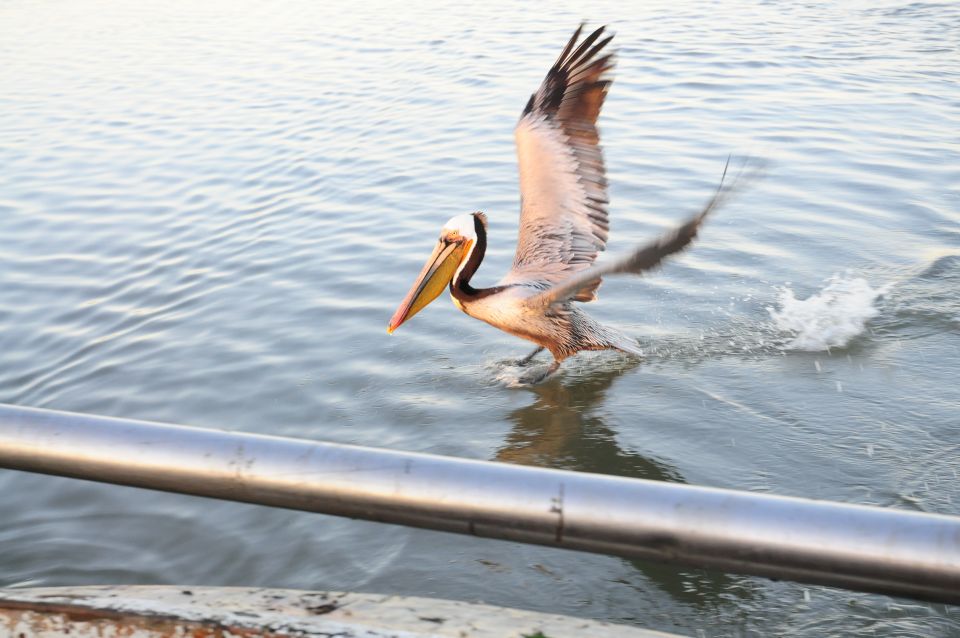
[
  {"left": 501, "top": 25, "right": 615, "bottom": 302},
  {"left": 528, "top": 158, "right": 756, "bottom": 309}
]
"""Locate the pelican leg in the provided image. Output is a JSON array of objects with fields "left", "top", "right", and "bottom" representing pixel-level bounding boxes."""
[
  {"left": 520, "top": 359, "right": 561, "bottom": 385},
  {"left": 515, "top": 346, "right": 545, "bottom": 366}
]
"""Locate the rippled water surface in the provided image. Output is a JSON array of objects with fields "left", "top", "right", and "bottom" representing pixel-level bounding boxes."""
[{"left": 2, "top": 1, "right": 959, "bottom": 635}]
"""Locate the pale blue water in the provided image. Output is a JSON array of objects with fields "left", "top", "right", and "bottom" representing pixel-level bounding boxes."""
[{"left": 1, "top": 1, "right": 959, "bottom": 636}]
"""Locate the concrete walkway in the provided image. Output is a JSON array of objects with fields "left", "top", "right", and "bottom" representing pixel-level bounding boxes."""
[{"left": 0, "top": 585, "right": 684, "bottom": 637}]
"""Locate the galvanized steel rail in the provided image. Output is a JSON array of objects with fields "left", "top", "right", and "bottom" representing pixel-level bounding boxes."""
[{"left": 0, "top": 403, "right": 958, "bottom": 604}]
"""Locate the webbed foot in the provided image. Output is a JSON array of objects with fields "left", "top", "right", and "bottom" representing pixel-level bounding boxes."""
[
  {"left": 519, "top": 360, "right": 561, "bottom": 385},
  {"left": 514, "top": 346, "right": 545, "bottom": 367}
]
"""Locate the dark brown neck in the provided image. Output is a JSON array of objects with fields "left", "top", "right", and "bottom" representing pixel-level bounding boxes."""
[{"left": 451, "top": 214, "right": 504, "bottom": 301}]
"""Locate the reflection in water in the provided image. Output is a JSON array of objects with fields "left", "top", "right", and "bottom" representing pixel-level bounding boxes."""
[
  {"left": 496, "top": 358, "right": 675, "bottom": 480},
  {"left": 495, "top": 359, "right": 759, "bottom": 609}
]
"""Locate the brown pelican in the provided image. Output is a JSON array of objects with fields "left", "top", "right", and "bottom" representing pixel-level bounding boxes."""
[{"left": 388, "top": 25, "right": 741, "bottom": 383}]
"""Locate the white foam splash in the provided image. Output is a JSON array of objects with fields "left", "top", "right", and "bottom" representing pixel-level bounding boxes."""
[{"left": 768, "top": 275, "right": 888, "bottom": 351}]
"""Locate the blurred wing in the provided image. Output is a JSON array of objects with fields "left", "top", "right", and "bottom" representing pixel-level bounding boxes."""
[
  {"left": 502, "top": 25, "right": 615, "bottom": 302},
  {"left": 529, "top": 158, "right": 752, "bottom": 309}
]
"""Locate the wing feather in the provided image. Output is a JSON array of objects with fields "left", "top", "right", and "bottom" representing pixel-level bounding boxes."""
[
  {"left": 503, "top": 25, "right": 615, "bottom": 302},
  {"left": 528, "top": 158, "right": 757, "bottom": 309}
]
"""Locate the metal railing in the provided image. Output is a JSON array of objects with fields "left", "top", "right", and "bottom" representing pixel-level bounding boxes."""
[{"left": 0, "top": 403, "right": 958, "bottom": 604}]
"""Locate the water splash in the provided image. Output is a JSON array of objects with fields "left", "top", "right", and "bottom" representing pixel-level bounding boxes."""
[
  {"left": 488, "top": 351, "right": 640, "bottom": 387},
  {"left": 768, "top": 275, "right": 889, "bottom": 351}
]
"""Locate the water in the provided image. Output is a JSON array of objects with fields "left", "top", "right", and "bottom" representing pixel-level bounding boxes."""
[{"left": 1, "top": 1, "right": 958, "bottom": 635}]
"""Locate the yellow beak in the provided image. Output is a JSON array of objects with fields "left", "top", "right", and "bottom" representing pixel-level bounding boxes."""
[{"left": 388, "top": 239, "right": 469, "bottom": 334}]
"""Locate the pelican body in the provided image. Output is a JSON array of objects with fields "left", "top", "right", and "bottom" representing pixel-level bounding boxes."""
[{"left": 388, "top": 25, "right": 738, "bottom": 382}]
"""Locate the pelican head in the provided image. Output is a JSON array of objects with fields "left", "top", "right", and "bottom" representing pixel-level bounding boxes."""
[{"left": 387, "top": 213, "right": 481, "bottom": 334}]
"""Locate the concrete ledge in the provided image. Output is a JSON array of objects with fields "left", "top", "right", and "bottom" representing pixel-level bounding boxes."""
[{"left": 0, "top": 585, "right": 683, "bottom": 637}]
